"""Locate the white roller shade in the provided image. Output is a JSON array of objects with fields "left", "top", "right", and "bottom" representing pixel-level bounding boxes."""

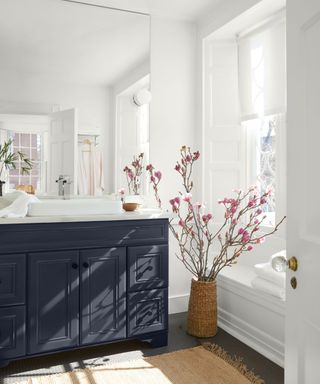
[{"left": 238, "top": 18, "right": 286, "bottom": 121}]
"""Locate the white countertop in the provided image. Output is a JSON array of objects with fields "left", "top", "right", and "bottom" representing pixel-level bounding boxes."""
[{"left": 0, "top": 209, "right": 171, "bottom": 225}]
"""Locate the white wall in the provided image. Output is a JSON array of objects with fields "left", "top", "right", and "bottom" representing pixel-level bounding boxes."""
[
  {"left": 0, "top": 69, "right": 113, "bottom": 192},
  {"left": 149, "top": 17, "right": 197, "bottom": 313},
  {"left": 148, "top": 2, "right": 270, "bottom": 314}
]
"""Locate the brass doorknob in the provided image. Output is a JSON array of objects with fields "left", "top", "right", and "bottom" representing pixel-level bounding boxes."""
[{"left": 271, "top": 256, "right": 298, "bottom": 272}]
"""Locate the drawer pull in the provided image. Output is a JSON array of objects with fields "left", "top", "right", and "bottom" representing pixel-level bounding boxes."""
[
  {"left": 71, "top": 263, "right": 78, "bottom": 269},
  {"left": 83, "top": 262, "right": 89, "bottom": 269}
]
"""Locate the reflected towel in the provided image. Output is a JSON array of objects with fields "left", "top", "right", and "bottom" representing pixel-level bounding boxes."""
[
  {"left": 0, "top": 191, "right": 39, "bottom": 218},
  {"left": 254, "top": 262, "right": 285, "bottom": 288},
  {"left": 78, "top": 143, "right": 104, "bottom": 196},
  {"left": 251, "top": 276, "right": 285, "bottom": 300}
]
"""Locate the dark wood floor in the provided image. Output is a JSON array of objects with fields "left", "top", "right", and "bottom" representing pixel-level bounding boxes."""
[{"left": 0, "top": 312, "right": 284, "bottom": 384}]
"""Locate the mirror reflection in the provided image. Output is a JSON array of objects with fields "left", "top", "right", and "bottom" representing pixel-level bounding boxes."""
[{"left": 0, "top": 0, "right": 150, "bottom": 197}]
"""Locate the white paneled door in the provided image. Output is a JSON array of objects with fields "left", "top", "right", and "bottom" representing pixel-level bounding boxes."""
[
  {"left": 48, "top": 109, "right": 78, "bottom": 195},
  {"left": 286, "top": 1, "right": 320, "bottom": 383}
]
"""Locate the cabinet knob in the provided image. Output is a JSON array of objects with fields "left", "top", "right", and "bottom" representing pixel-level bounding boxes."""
[
  {"left": 71, "top": 263, "right": 78, "bottom": 269},
  {"left": 83, "top": 262, "right": 89, "bottom": 269}
]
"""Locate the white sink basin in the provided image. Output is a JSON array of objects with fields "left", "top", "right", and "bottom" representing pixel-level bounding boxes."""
[{"left": 28, "top": 199, "right": 123, "bottom": 217}]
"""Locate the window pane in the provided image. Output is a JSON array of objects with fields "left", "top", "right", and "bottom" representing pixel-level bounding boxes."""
[
  {"left": 20, "top": 133, "right": 31, "bottom": 148},
  {"left": 258, "top": 116, "right": 276, "bottom": 226},
  {"left": 244, "top": 114, "right": 278, "bottom": 227},
  {"left": 31, "top": 148, "right": 41, "bottom": 161},
  {"left": 31, "top": 135, "right": 37, "bottom": 147}
]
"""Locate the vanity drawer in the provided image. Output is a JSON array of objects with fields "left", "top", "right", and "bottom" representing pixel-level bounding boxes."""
[
  {"left": 0, "top": 220, "right": 168, "bottom": 252},
  {"left": 0, "top": 254, "right": 26, "bottom": 307},
  {"left": 128, "top": 245, "right": 168, "bottom": 291},
  {"left": 0, "top": 306, "right": 26, "bottom": 359},
  {"left": 128, "top": 289, "right": 168, "bottom": 337}
]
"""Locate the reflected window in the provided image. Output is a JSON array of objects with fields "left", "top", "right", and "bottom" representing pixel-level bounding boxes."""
[{"left": 7, "top": 131, "right": 43, "bottom": 192}]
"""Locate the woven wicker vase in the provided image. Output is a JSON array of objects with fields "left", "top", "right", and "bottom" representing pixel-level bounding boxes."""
[{"left": 187, "top": 279, "right": 217, "bottom": 338}]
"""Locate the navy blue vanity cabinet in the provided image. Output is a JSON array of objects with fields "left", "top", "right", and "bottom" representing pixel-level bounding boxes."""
[
  {"left": 0, "top": 219, "right": 168, "bottom": 367},
  {"left": 28, "top": 251, "right": 80, "bottom": 354},
  {"left": 80, "top": 248, "right": 126, "bottom": 345}
]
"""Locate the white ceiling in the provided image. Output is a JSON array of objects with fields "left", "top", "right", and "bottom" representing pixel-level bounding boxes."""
[
  {"left": 0, "top": 0, "right": 150, "bottom": 86},
  {"left": 0, "top": 0, "right": 286, "bottom": 87},
  {"left": 209, "top": 0, "right": 286, "bottom": 39},
  {"left": 67, "top": 0, "right": 224, "bottom": 21}
]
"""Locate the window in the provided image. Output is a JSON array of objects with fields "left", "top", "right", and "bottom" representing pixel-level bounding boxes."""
[
  {"left": 7, "top": 131, "right": 43, "bottom": 192},
  {"left": 238, "top": 16, "right": 286, "bottom": 228},
  {"left": 244, "top": 114, "right": 282, "bottom": 227}
]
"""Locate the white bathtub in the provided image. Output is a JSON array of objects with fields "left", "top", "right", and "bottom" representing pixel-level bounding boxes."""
[{"left": 216, "top": 236, "right": 286, "bottom": 367}]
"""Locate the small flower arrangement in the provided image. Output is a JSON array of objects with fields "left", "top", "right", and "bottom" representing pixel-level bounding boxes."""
[
  {"left": 146, "top": 164, "right": 162, "bottom": 209},
  {"left": 118, "top": 188, "right": 125, "bottom": 203},
  {"left": 123, "top": 153, "right": 144, "bottom": 195},
  {"left": 169, "top": 146, "right": 285, "bottom": 282}
]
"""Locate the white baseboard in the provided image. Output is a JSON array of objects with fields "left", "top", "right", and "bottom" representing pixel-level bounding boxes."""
[
  {"left": 169, "top": 293, "right": 189, "bottom": 314},
  {"left": 218, "top": 307, "right": 284, "bottom": 367}
]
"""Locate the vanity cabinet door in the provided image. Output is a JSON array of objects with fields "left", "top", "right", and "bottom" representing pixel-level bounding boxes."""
[
  {"left": 28, "top": 251, "right": 79, "bottom": 354},
  {"left": 80, "top": 247, "right": 126, "bottom": 345},
  {"left": 0, "top": 254, "right": 26, "bottom": 307},
  {"left": 0, "top": 306, "right": 26, "bottom": 360}
]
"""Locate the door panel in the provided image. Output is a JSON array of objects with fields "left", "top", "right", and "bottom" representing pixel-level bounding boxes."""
[
  {"left": 287, "top": 1, "right": 320, "bottom": 383},
  {"left": 128, "top": 245, "right": 168, "bottom": 291},
  {"left": 28, "top": 251, "right": 79, "bottom": 354},
  {"left": 80, "top": 248, "right": 126, "bottom": 345},
  {"left": 0, "top": 254, "right": 25, "bottom": 307},
  {"left": 0, "top": 306, "right": 25, "bottom": 360}
]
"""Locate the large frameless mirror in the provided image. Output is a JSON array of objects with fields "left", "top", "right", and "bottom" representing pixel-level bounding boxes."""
[{"left": 0, "top": 0, "right": 150, "bottom": 196}]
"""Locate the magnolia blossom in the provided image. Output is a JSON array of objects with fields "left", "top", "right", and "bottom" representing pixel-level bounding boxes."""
[
  {"left": 202, "top": 213, "right": 213, "bottom": 224},
  {"left": 178, "top": 219, "right": 185, "bottom": 227},
  {"left": 256, "top": 237, "right": 266, "bottom": 244},
  {"left": 183, "top": 193, "right": 192, "bottom": 202},
  {"left": 154, "top": 171, "right": 162, "bottom": 180}
]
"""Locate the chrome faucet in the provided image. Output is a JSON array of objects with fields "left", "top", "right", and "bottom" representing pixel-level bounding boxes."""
[{"left": 55, "top": 175, "right": 72, "bottom": 199}]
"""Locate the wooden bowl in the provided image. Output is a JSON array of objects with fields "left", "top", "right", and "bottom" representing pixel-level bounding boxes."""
[{"left": 123, "top": 202, "right": 140, "bottom": 212}]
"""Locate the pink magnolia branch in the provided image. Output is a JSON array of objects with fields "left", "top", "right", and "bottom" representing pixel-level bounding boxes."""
[
  {"left": 146, "top": 164, "right": 162, "bottom": 209},
  {"left": 123, "top": 153, "right": 144, "bottom": 195},
  {"left": 169, "top": 146, "right": 286, "bottom": 282}
]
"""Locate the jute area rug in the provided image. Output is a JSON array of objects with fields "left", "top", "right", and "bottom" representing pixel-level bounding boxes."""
[{"left": 16, "top": 344, "right": 265, "bottom": 384}]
